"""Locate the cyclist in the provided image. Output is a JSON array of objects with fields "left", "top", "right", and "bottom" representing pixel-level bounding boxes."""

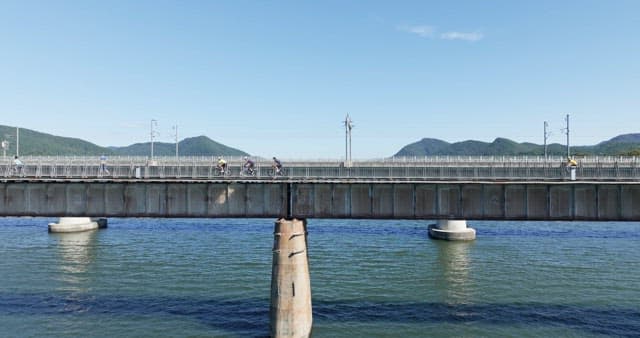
[
  {"left": 272, "top": 157, "right": 283, "bottom": 176},
  {"left": 13, "top": 155, "right": 23, "bottom": 177},
  {"left": 100, "top": 154, "right": 110, "bottom": 175},
  {"left": 216, "top": 156, "right": 227, "bottom": 175},
  {"left": 243, "top": 156, "right": 255, "bottom": 175}
]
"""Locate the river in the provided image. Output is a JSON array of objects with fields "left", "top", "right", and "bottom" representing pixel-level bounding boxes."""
[{"left": 0, "top": 218, "right": 638, "bottom": 337}]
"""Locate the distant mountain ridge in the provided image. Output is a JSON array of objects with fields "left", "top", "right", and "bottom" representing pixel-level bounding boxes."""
[
  {"left": 110, "top": 136, "right": 248, "bottom": 156},
  {"left": 3, "top": 124, "right": 639, "bottom": 157},
  {"left": 0, "top": 125, "right": 248, "bottom": 156},
  {"left": 395, "top": 134, "right": 640, "bottom": 156}
]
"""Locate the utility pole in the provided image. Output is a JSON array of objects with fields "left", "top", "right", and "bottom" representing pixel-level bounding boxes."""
[
  {"left": 543, "top": 121, "right": 549, "bottom": 159},
  {"left": 173, "top": 125, "right": 178, "bottom": 160},
  {"left": 564, "top": 114, "right": 570, "bottom": 159},
  {"left": 16, "top": 127, "right": 19, "bottom": 157},
  {"left": 150, "top": 119, "right": 158, "bottom": 160},
  {"left": 343, "top": 114, "right": 354, "bottom": 167}
]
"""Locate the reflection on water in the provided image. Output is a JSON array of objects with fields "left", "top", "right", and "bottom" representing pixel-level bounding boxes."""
[
  {"left": 52, "top": 230, "right": 98, "bottom": 293},
  {"left": 1, "top": 219, "right": 640, "bottom": 337},
  {"left": 434, "top": 240, "right": 474, "bottom": 305}
]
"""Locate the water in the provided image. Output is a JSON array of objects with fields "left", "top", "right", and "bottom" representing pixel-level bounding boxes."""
[{"left": 1, "top": 218, "right": 639, "bottom": 337}]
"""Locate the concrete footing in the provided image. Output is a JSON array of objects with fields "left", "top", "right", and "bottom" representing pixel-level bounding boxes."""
[
  {"left": 270, "top": 218, "right": 312, "bottom": 338},
  {"left": 429, "top": 220, "right": 476, "bottom": 241},
  {"left": 48, "top": 217, "right": 107, "bottom": 233}
]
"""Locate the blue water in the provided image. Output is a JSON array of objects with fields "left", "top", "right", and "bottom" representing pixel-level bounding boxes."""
[{"left": 0, "top": 218, "right": 639, "bottom": 337}]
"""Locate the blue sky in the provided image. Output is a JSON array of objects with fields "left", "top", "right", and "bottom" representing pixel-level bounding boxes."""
[{"left": 1, "top": 0, "right": 638, "bottom": 158}]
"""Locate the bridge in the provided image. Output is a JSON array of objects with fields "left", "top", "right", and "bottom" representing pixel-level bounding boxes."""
[
  {"left": 4, "top": 155, "right": 639, "bottom": 337},
  {"left": 1, "top": 156, "right": 639, "bottom": 221}
]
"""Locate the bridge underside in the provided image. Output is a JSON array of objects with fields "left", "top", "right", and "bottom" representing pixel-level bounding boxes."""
[{"left": 1, "top": 181, "right": 639, "bottom": 221}]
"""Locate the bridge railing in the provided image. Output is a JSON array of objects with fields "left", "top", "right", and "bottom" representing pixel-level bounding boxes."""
[
  {"left": 2, "top": 160, "right": 640, "bottom": 180},
  {"left": 1, "top": 155, "right": 639, "bottom": 179}
]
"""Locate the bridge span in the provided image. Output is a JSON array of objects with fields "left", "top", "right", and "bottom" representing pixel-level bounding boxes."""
[{"left": 1, "top": 178, "right": 639, "bottom": 221}]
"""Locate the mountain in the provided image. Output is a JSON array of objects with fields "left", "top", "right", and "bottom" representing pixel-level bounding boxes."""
[
  {"left": 598, "top": 133, "right": 640, "bottom": 145},
  {"left": 0, "top": 125, "right": 248, "bottom": 156},
  {"left": 0, "top": 125, "right": 109, "bottom": 156},
  {"left": 395, "top": 134, "right": 640, "bottom": 157},
  {"left": 110, "top": 136, "right": 248, "bottom": 156}
]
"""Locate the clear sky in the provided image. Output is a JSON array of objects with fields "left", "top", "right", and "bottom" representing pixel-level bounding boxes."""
[{"left": 1, "top": 0, "right": 638, "bottom": 159}]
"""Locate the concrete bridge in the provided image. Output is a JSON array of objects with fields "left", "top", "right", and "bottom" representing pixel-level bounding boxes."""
[
  {"left": 1, "top": 155, "right": 640, "bottom": 220},
  {"left": 1, "top": 179, "right": 639, "bottom": 221}
]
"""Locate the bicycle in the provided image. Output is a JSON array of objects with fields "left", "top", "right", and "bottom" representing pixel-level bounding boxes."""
[
  {"left": 269, "top": 166, "right": 287, "bottom": 178},
  {"left": 12, "top": 166, "right": 25, "bottom": 177},
  {"left": 215, "top": 165, "right": 231, "bottom": 177},
  {"left": 241, "top": 166, "right": 256, "bottom": 177}
]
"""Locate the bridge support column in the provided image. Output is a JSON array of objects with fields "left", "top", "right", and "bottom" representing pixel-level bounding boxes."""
[
  {"left": 270, "top": 218, "right": 312, "bottom": 338},
  {"left": 429, "top": 220, "right": 476, "bottom": 241}
]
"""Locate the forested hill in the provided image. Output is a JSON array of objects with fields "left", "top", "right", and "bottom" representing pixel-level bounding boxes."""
[
  {"left": 0, "top": 125, "right": 107, "bottom": 156},
  {"left": 0, "top": 125, "right": 248, "bottom": 156},
  {"left": 395, "top": 134, "right": 640, "bottom": 156},
  {"left": 109, "top": 136, "right": 248, "bottom": 156}
]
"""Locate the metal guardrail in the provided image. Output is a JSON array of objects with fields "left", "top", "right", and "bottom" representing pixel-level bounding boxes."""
[{"left": 1, "top": 156, "right": 640, "bottom": 180}]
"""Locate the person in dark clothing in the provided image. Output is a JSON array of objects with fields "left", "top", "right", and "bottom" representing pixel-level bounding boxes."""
[{"left": 272, "top": 157, "right": 283, "bottom": 175}]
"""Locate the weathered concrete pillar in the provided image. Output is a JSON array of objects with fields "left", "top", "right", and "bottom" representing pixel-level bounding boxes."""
[
  {"left": 429, "top": 220, "right": 476, "bottom": 241},
  {"left": 270, "top": 218, "right": 312, "bottom": 338}
]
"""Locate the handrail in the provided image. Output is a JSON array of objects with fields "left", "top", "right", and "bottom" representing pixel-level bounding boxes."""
[{"left": 1, "top": 156, "right": 639, "bottom": 180}]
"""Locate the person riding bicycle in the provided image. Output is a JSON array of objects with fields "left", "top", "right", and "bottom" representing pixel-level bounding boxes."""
[
  {"left": 13, "top": 155, "right": 23, "bottom": 176},
  {"left": 217, "top": 156, "right": 227, "bottom": 174},
  {"left": 272, "top": 157, "right": 283, "bottom": 175},
  {"left": 100, "top": 154, "right": 110, "bottom": 175},
  {"left": 243, "top": 156, "right": 255, "bottom": 175}
]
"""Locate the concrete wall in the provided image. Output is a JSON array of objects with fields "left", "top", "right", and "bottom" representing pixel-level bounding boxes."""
[
  {"left": 0, "top": 181, "right": 639, "bottom": 220},
  {"left": 0, "top": 182, "right": 287, "bottom": 218}
]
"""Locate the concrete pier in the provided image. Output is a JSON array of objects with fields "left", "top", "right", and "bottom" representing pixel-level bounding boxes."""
[
  {"left": 429, "top": 220, "right": 476, "bottom": 241},
  {"left": 48, "top": 217, "right": 107, "bottom": 233},
  {"left": 48, "top": 217, "right": 99, "bottom": 233},
  {"left": 270, "top": 218, "right": 312, "bottom": 338}
]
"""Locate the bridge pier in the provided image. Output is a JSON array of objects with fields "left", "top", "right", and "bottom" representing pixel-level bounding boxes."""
[
  {"left": 429, "top": 220, "right": 476, "bottom": 241},
  {"left": 48, "top": 217, "right": 107, "bottom": 233},
  {"left": 270, "top": 218, "right": 313, "bottom": 338}
]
